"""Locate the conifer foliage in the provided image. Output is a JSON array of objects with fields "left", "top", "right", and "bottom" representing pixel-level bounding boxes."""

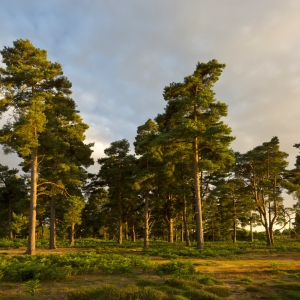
[
  {"left": 1, "top": 41, "right": 299, "bottom": 250},
  {"left": 0, "top": 39, "right": 93, "bottom": 254}
]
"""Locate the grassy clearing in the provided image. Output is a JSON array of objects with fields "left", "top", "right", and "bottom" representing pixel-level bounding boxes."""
[{"left": 0, "top": 239, "right": 299, "bottom": 299}]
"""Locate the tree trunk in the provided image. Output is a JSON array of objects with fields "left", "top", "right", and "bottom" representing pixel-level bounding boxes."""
[
  {"left": 233, "top": 218, "right": 236, "bottom": 243},
  {"left": 125, "top": 221, "right": 128, "bottom": 240},
  {"left": 49, "top": 195, "right": 56, "bottom": 249},
  {"left": 70, "top": 223, "right": 75, "bottom": 246},
  {"left": 194, "top": 138, "right": 204, "bottom": 249},
  {"left": 131, "top": 224, "right": 136, "bottom": 242},
  {"left": 233, "top": 199, "right": 236, "bottom": 243},
  {"left": 41, "top": 220, "right": 44, "bottom": 239},
  {"left": 26, "top": 147, "right": 38, "bottom": 255},
  {"left": 103, "top": 227, "right": 107, "bottom": 241},
  {"left": 181, "top": 219, "right": 184, "bottom": 242},
  {"left": 8, "top": 193, "right": 13, "bottom": 239},
  {"left": 118, "top": 192, "right": 123, "bottom": 244},
  {"left": 168, "top": 217, "right": 174, "bottom": 243},
  {"left": 183, "top": 194, "right": 191, "bottom": 246},
  {"left": 144, "top": 191, "right": 150, "bottom": 249},
  {"left": 250, "top": 213, "right": 253, "bottom": 242}
]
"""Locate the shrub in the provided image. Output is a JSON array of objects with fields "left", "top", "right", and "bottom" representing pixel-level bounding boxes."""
[
  {"left": 23, "top": 279, "right": 40, "bottom": 296},
  {"left": 155, "top": 260, "right": 195, "bottom": 277},
  {"left": 198, "top": 275, "right": 223, "bottom": 286}
]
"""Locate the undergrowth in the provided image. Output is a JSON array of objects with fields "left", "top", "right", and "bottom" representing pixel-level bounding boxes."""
[{"left": 0, "top": 252, "right": 152, "bottom": 282}]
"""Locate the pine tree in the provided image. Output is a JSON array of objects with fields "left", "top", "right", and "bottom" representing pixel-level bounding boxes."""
[
  {"left": 0, "top": 164, "right": 28, "bottom": 238},
  {"left": 0, "top": 39, "right": 87, "bottom": 254},
  {"left": 97, "top": 139, "right": 136, "bottom": 244},
  {"left": 236, "top": 137, "right": 288, "bottom": 246},
  {"left": 156, "top": 60, "right": 235, "bottom": 249}
]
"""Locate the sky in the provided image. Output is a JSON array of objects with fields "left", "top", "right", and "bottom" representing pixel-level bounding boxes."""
[{"left": 1, "top": 1, "right": 300, "bottom": 183}]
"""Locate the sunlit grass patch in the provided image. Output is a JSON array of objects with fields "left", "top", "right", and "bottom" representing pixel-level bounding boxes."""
[
  {"left": 238, "top": 276, "right": 253, "bottom": 285},
  {"left": 67, "top": 284, "right": 168, "bottom": 300},
  {"left": 204, "top": 286, "right": 232, "bottom": 297}
]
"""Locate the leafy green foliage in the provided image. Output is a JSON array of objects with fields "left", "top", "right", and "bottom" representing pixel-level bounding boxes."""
[
  {"left": 22, "top": 279, "right": 40, "bottom": 296},
  {"left": 0, "top": 252, "right": 154, "bottom": 281},
  {"left": 155, "top": 260, "right": 195, "bottom": 277}
]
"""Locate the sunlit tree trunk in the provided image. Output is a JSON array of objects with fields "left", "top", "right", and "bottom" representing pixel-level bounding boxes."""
[
  {"left": 49, "top": 195, "right": 56, "bottom": 249},
  {"left": 26, "top": 147, "right": 38, "bottom": 255},
  {"left": 144, "top": 191, "right": 150, "bottom": 249},
  {"left": 70, "top": 222, "right": 75, "bottom": 246}
]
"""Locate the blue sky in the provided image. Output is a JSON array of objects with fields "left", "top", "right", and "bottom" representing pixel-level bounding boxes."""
[{"left": 1, "top": 0, "right": 300, "bottom": 182}]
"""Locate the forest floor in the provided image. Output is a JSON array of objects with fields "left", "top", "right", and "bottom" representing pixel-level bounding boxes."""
[{"left": 0, "top": 246, "right": 300, "bottom": 299}]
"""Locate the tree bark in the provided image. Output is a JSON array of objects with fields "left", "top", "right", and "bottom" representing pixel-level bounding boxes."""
[
  {"left": 125, "top": 221, "right": 128, "bottom": 240},
  {"left": 194, "top": 138, "right": 204, "bottom": 249},
  {"left": 8, "top": 193, "right": 13, "bottom": 239},
  {"left": 49, "top": 195, "right": 56, "bottom": 249},
  {"left": 70, "top": 222, "right": 75, "bottom": 246},
  {"left": 144, "top": 191, "right": 150, "bottom": 249},
  {"left": 250, "top": 212, "right": 253, "bottom": 242},
  {"left": 131, "top": 224, "right": 136, "bottom": 242},
  {"left": 181, "top": 219, "right": 184, "bottom": 242},
  {"left": 193, "top": 100, "right": 204, "bottom": 249},
  {"left": 103, "top": 227, "right": 107, "bottom": 241},
  {"left": 168, "top": 217, "right": 174, "bottom": 243},
  {"left": 26, "top": 147, "right": 38, "bottom": 255},
  {"left": 233, "top": 199, "right": 236, "bottom": 243},
  {"left": 183, "top": 194, "right": 191, "bottom": 246}
]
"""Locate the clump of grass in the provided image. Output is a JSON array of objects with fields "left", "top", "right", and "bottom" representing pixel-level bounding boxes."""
[
  {"left": 204, "top": 286, "right": 232, "bottom": 297},
  {"left": 68, "top": 284, "right": 168, "bottom": 300},
  {"left": 262, "top": 296, "right": 281, "bottom": 300},
  {"left": 136, "top": 279, "right": 159, "bottom": 287},
  {"left": 183, "top": 289, "right": 222, "bottom": 300},
  {"left": 239, "top": 276, "right": 253, "bottom": 285},
  {"left": 197, "top": 275, "right": 223, "bottom": 286},
  {"left": 274, "top": 283, "right": 300, "bottom": 291},
  {"left": 165, "top": 278, "right": 202, "bottom": 290},
  {"left": 245, "top": 286, "right": 261, "bottom": 293},
  {"left": 172, "top": 296, "right": 189, "bottom": 300},
  {"left": 283, "top": 290, "right": 300, "bottom": 299}
]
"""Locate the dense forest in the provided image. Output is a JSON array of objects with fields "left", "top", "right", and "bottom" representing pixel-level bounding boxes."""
[{"left": 1, "top": 39, "right": 300, "bottom": 255}]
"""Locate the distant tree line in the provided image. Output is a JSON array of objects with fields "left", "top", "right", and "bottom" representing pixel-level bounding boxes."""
[{"left": 0, "top": 39, "right": 300, "bottom": 255}]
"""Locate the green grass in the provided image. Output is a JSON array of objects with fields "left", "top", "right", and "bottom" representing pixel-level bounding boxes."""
[{"left": 239, "top": 276, "right": 253, "bottom": 285}]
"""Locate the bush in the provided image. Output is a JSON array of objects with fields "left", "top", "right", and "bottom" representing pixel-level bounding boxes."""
[
  {"left": 198, "top": 275, "right": 223, "bottom": 286},
  {"left": 0, "top": 252, "right": 153, "bottom": 282},
  {"left": 155, "top": 260, "right": 195, "bottom": 277}
]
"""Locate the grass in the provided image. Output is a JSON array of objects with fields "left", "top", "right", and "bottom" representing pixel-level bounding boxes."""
[{"left": 0, "top": 238, "right": 300, "bottom": 299}]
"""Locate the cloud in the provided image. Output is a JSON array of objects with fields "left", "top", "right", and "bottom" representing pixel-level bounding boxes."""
[{"left": 1, "top": 0, "right": 300, "bottom": 178}]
